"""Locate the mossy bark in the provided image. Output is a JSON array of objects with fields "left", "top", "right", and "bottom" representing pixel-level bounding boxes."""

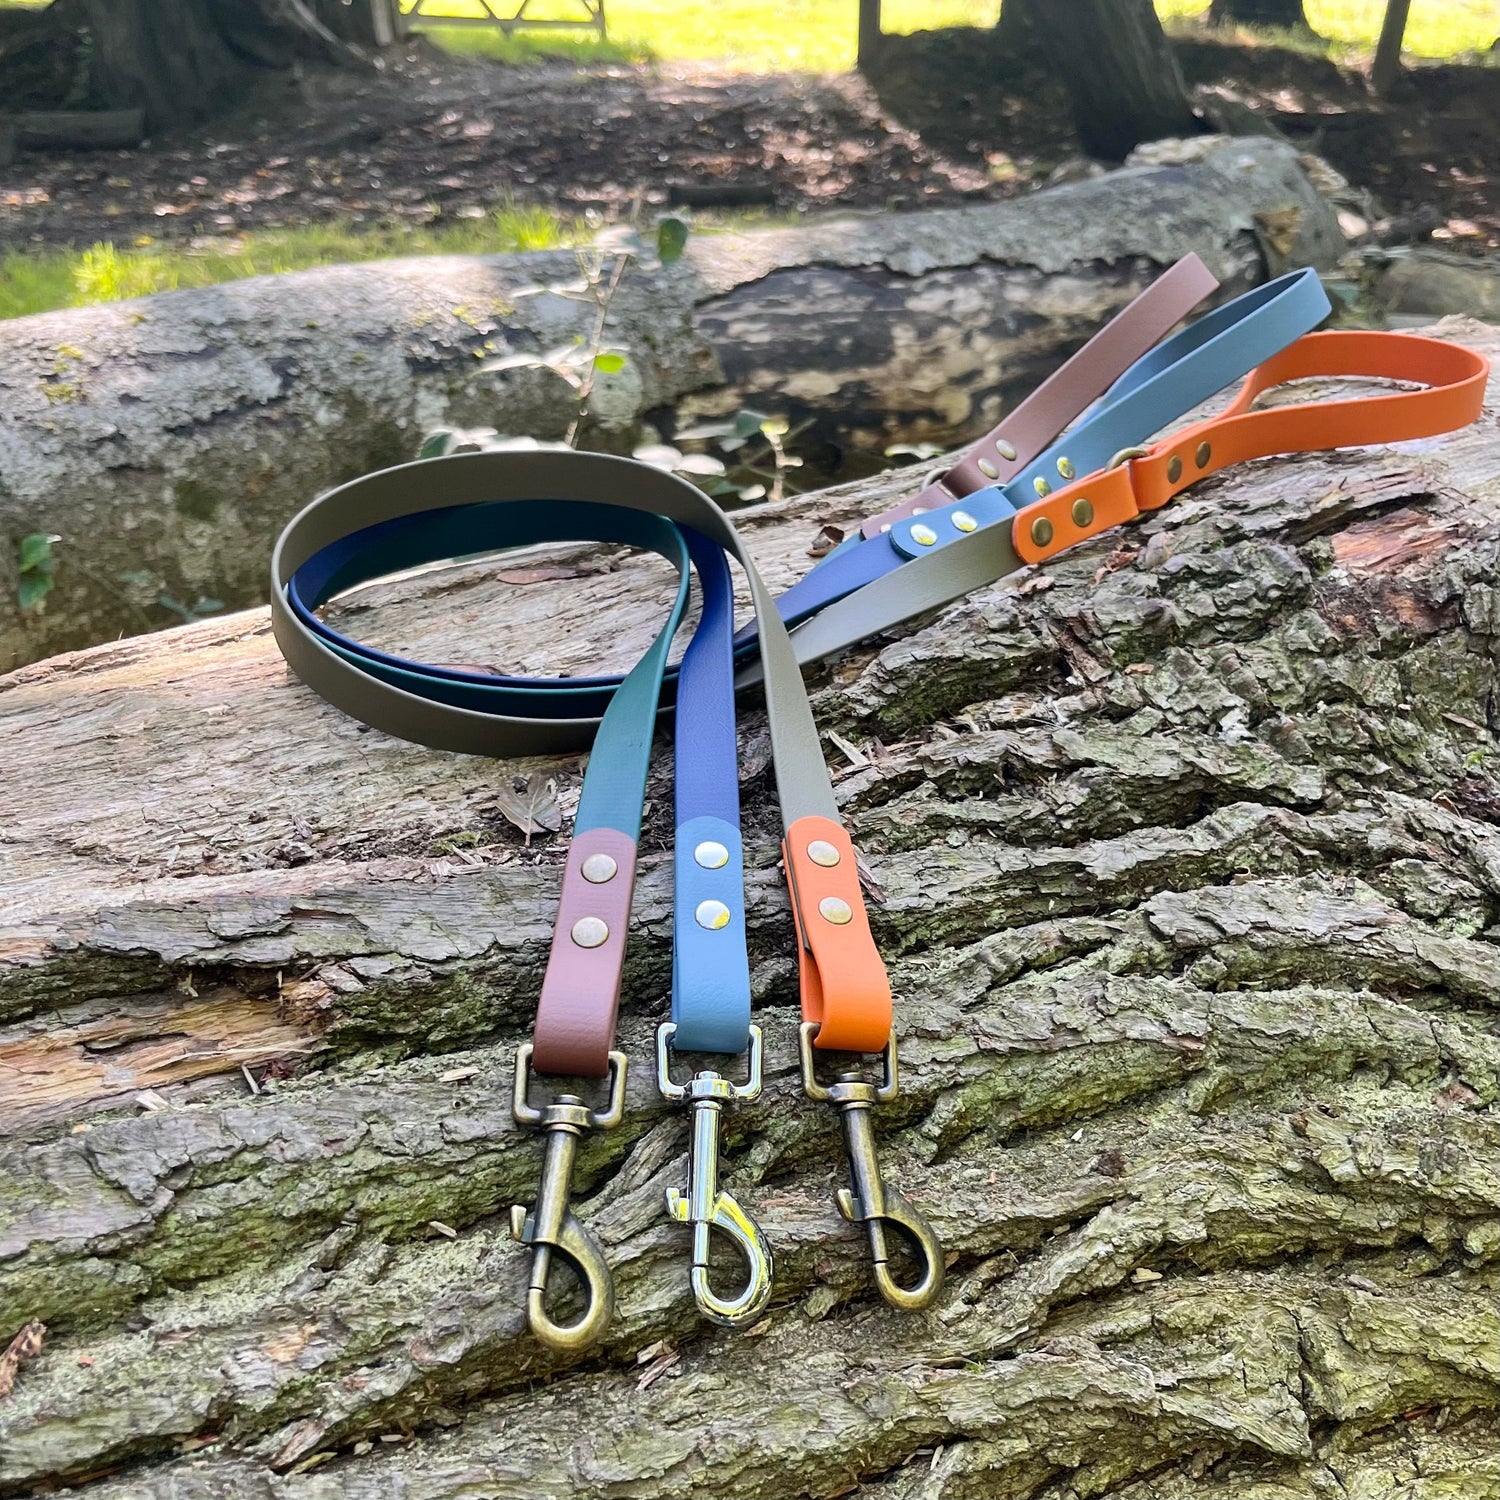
[
  {"left": 0, "top": 321, "right": 1497, "bottom": 1498},
  {"left": 0, "top": 137, "right": 1344, "bottom": 673}
]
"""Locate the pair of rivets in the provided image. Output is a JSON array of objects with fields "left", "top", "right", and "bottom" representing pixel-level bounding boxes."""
[
  {"left": 575, "top": 851, "right": 621, "bottom": 945},
  {"left": 808, "top": 840, "right": 850, "bottom": 923},
  {"left": 694, "top": 840, "right": 733, "bottom": 931}
]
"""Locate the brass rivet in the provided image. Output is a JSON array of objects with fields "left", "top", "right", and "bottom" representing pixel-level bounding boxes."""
[
  {"left": 1056, "top": 456, "right": 1075, "bottom": 480},
  {"left": 1166, "top": 455, "right": 1183, "bottom": 484},
  {"left": 952, "top": 510, "right": 978, "bottom": 533},
  {"left": 1033, "top": 477, "right": 1052, "bottom": 498},
  {"left": 1031, "top": 516, "right": 1055, "bottom": 548},
  {"left": 1195, "top": 440, "right": 1212, "bottom": 469},
  {"left": 571, "top": 916, "right": 609, "bottom": 949},
  {"left": 807, "top": 839, "right": 841, "bottom": 867},
  {"left": 910, "top": 523, "right": 938, "bottom": 547},
  {"left": 1070, "top": 498, "right": 1093, "bottom": 527},
  {"left": 695, "top": 899, "right": 731, "bottom": 931},
  {"left": 818, "top": 896, "right": 853, "bottom": 925},
  {"left": 996, "top": 438, "right": 1018, "bottom": 461},
  {"left": 977, "top": 457, "right": 999, "bottom": 480},
  {"left": 581, "top": 852, "right": 617, "bottom": 884},
  {"left": 694, "top": 840, "right": 729, "bottom": 870}
]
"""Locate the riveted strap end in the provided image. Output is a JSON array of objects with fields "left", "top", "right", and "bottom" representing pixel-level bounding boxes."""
[
  {"left": 782, "top": 815, "right": 892, "bottom": 1054},
  {"left": 533, "top": 827, "right": 638, "bottom": 1077}
]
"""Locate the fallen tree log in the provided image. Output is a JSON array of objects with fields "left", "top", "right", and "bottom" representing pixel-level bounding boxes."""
[
  {"left": 0, "top": 318, "right": 1496, "bottom": 1498},
  {"left": 0, "top": 136, "right": 1345, "bottom": 672}
]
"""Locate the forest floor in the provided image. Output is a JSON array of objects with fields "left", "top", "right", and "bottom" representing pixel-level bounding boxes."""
[{"left": 0, "top": 26, "right": 1497, "bottom": 312}]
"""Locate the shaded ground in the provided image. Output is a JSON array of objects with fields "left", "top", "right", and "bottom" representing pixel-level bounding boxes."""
[{"left": 1, "top": 27, "right": 1499, "bottom": 253}]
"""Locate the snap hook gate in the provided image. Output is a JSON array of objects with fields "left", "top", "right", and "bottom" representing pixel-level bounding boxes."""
[
  {"left": 510, "top": 1043, "right": 627, "bottom": 1352},
  {"left": 799, "top": 1022, "right": 944, "bottom": 1311},
  {"left": 658, "top": 1023, "right": 774, "bottom": 1328}
]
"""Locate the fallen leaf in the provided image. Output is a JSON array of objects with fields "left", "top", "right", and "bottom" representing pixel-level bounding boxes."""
[
  {"left": 493, "top": 774, "right": 563, "bottom": 845},
  {"left": 0, "top": 1321, "right": 45, "bottom": 1400},
  {"left": 807, "top": 524, "right": 845, "bottom": 559}
]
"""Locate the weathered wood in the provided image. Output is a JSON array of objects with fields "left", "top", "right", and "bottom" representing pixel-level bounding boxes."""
[
  {"left": 0, "top": 137, "right": 1345, "bottom": 674},
  {"left": 0, "top": 320, "right": 1497, "bottom": 1499},
  {"left": 12, "top": 109, "right": 145, "bottom": 150}
]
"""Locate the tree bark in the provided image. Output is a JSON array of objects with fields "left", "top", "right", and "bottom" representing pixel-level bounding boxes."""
[
  {"left": 1207, "top": 0, "right": 1314, "bottom": 31},
  {"left": 0, "top": 137, "right": 1346, "bottom": 673},
  {"left": 0, "top": 318, "right": 1497, "bottom": 1498},
  {"left": 1371, "top": 0, "right": 1413, "bottom": 97},
  {"left": 857, "top": 0, "right": 882, "bottom": 68},
  {"left": 1025, "top": 0, "right": 1199, "bottom": 160},
  {"left": 0, "top": 0, "right": 371, "bottom": 132}
]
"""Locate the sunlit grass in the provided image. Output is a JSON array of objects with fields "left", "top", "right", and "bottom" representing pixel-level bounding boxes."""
[
  {"left": 0, "top": 204, "right": 577, "bottom": 321},
  {"left": 1160, "top": 1, "right": 1496, "bottom": 58},
  {"left": 413, "top": 0, "right": 1489, "bottom": 70},
  {"left": 413, "top": 0, "right": 1002, "bottom": 71}
]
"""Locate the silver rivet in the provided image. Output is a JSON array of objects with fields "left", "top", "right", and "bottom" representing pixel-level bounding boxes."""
[
  {"left": 819, "top": 896, "right": 853, "bottom": 925},
  {"left": 977, "top": 457, "right": 998, "bottom": 479},
  {"left": 879, "top": 522, "right": 892, "bottom": 533},
  {"left": 581, "top": 853, "right": 617, "bottom": 884},
  {"left": 1030, "top": 516, "right": 1055, "bottom": 548},
  {"left": 952, "top": 510, "right": 978, "bottom": 533},
  {"left": 807, "top": 839, "right": 841, "bottom": 867},
  {"left": 1167, "top": 455, "right": 1184, "bottom": 484},
  {"left": 694, "top": 840, "right": 729, "bottom": 869},
  {"left": 911, "top": 505, "right": 929, "bottom": 515},
  {"left": 571, "top": 916, "right": 609, "bottom": 948},
  {"left": 996, "top": 438, "right": 1018, "bottom": 461},
  {"left": 1033, "top": 477, "right": 1052, "bottom": 498},
  {"left": 910, "top": 524, "right": 938, "bottom": 546},
  {"left": 695, "top": 899, "right": 731, "bottom": 930},
  {"left": 1195, "top": 440, "right": 1212, "bottom": 469},
  {"left": 1057, "top": 456, "right": 1075, "bottom": 480},
  {"left": 1071, "top": 497, "right": 1095, "bottom": 527}
]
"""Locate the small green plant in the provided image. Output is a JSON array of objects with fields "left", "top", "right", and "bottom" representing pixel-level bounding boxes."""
[
  {"left": 118, "top": 569, "right": 224, "bottom": 624},
  {"left": 16, "top": 532, "right": 59, "bottom": 613}
]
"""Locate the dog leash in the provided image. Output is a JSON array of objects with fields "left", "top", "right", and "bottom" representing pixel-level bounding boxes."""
[{"left": 270, "top": 266, "right": 1487, "bottom": 1352}]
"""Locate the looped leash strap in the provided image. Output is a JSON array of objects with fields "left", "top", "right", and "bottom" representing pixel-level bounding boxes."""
[
  {"left": 859, "top": 251, "right": 1220, "bottom": 538},
  {"left": 1013, "top": 330, "right": 1490, "bottom": 564},
  {"left": 269, "top": 453, "right": 892, "bottom": 1076},
  {"left": 745, "top": 265, "right": 1333, "bottom": 674}
]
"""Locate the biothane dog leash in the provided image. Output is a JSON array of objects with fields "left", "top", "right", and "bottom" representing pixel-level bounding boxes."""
[{"left": 270, "top": 264, "right": 1487, "bottom": 1352}]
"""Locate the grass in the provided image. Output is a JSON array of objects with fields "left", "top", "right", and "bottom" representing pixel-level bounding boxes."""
[
  {"left": 1, "top": 1, "right": 1490, "bottom": 321},
  {"left": 415, "top": 0, "right": 1495, "bottom": 71},
  {"left": 0, "top": 205, "right": 576, "bottom": 321}
]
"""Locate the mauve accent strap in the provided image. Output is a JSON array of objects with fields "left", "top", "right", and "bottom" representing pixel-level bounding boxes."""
[
  {"left": 860, "top": 253, "right": 1219, "bottom": 538},
  {"left": 533, "top": 827, "right": 639, "bottom": 1075}
]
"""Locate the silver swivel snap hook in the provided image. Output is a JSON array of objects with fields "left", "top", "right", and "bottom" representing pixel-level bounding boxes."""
[
  {"left": 799, "top": 1022, "right": 944, "bottom": 1311},
  {"left": 657, "top": 1023, "right": 774, "bottom": 1328},
  {"left": 510, "top": 1042, "right": 627, "bottom": 1353}
]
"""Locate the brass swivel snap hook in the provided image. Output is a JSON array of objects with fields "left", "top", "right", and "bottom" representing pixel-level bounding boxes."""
[
  {"left": 657, "top": 1023, "right": 774, "bottom": 1329},
  {"left": 799, "top": 1022, "right": 944, "bottom": 1311},
  {"left": 509, "top": 1042, "right": 627, "bottom": 1353}
]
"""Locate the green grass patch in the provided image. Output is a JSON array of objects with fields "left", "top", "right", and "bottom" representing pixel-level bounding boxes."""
[
  {"left": 0, "top": 204, "right": 577, "bottom": 321},
  {"left": 411, "top": 0, "right": 1003, "bottom": 71}
]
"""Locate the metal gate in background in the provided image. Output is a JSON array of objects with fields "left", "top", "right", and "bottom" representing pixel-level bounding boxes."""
[{"left": 397, "top": 0, "right": 606, "bottom": 40}]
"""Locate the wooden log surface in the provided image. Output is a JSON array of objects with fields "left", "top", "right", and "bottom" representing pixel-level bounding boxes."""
[
  {"left": 1, "top": 319, "right": 1498, "bottom": 1498},
  {"left": 0, "top": 135, "right": 1344, "bottom": 672}
]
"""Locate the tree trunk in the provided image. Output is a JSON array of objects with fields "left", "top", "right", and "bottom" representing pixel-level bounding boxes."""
[
  {"left": 857, "top": 0, "right": 882, "bottom": 68},
  {"left": 1371, "top": 0, "right": 1412, "bottom": 97},
  {"left": 0, "top": 137, "right": 1346, "bottom": 674},
  {"left": 1025, "top": 0, "right": 1199, "bottom": 160},
  {"left": 0, "top": 0, "right": 368, "bottom": 132},
  {"left": 1, "top": 318, "right": 1497, "bottom": 1498},
  {"left": 1207, "top": 0, "right": 1314, "bottom": 31}
]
